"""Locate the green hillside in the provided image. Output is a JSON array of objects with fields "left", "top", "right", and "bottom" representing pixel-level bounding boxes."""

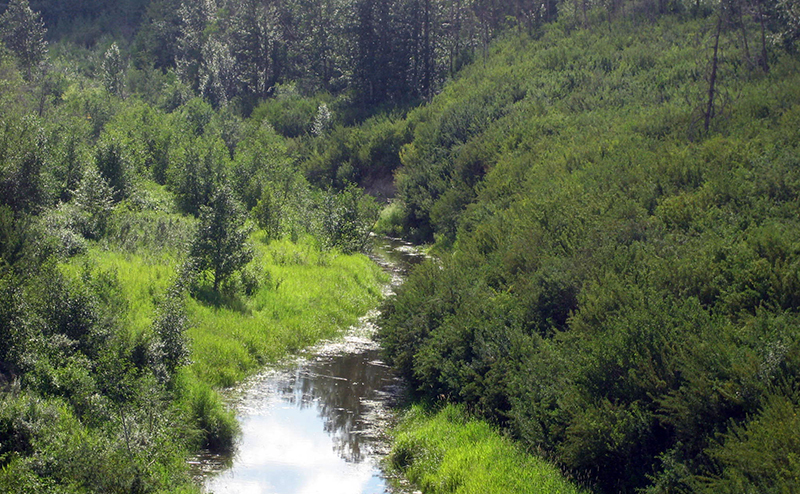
[
  {"left": 1, "top": 0, "right": 799, "bottom": 492},
  {"left": 380, "top": 9, "right": 800, "bottom": 494}
]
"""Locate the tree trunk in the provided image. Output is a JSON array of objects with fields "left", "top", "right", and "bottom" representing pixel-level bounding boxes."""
[
  {"left": 738, "top": 1, "right": 751, "bottom": 66},
  {"left": 705, "top": 12, "right": 723, "bottom": 133},
  {"left": 757, "top": 0, "right": 769, "bottom": 72}
]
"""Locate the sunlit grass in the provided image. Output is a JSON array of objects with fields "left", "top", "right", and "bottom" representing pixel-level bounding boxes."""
[
  {"left": 64, "top": 233, "right": 386, "bottom": 390},
  {"left": 389, "top": 405, "right": 588, "bottom": 494},
  {"left": 187, "top": 237, "right": 386, "bottom": 387},
  {"left": 60, "top": 249, "right": 177, "bottom": 335}
]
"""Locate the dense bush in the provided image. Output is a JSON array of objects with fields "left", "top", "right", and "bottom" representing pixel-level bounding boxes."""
[{"left": 380, "top": 13, "right": 800, "bottom": 494}]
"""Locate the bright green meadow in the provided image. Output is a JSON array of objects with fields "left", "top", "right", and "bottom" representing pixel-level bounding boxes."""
[{"left": 64, "top": 234, "right": 386, "bottom": 389}]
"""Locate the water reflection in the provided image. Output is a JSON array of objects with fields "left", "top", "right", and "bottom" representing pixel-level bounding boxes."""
[
  {"left": 203, "top": 237, "right": 423, "bottom": 494},
  {"left": 204, "top": 340, "right": 402, "bottom": 493},
  {"left": 370, "top": 236, "right": 427, "bottom": 281},
  {"left": 280, "top": 349, "right": 396, "bottom": 463}
]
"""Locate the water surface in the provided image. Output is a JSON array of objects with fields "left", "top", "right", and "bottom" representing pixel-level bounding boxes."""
[{"left": 202, "top": 237, "right": 424, "bottom": 494}]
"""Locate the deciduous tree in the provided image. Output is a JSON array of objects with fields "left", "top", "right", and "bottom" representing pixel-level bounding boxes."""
[
  {"left": 102, "top": 42, "right": 125, "bottom": 98},
  {"left": 189, "top": 184, "right": 252, "bottom": 292},
  {"left": 0, "top": 0, "right": 46, "bottom": 79}
]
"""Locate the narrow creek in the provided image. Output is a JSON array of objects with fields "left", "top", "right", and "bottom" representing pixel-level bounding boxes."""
[{"left": 200, "top": 236, "right": 425, "bottom": 494}]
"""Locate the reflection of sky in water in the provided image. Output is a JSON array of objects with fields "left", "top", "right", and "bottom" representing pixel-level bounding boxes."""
[
  {"left": 204, "top": 352, "right": 394, "bottom": 494},
  {"left": 204, "top": 238, "right": 420, "bottom": 494}
]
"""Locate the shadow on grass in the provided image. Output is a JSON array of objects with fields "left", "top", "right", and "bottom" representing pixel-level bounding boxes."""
[{"left": 191, "top": 284, "right": 252, "bottom": 314}]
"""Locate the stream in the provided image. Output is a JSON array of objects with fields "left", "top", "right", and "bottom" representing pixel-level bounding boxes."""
[{"left": 199, "top": 237, "right": 425, "bottom": 494}]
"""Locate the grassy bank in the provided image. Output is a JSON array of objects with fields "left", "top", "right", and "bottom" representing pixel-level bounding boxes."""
[
  {"left": 389, "top": 405, "right": 587, "bottom": 494},
  {"left": 186, "top": 236, "right": 386, "bottom": 388},
  {"left": 44, "top": 232, "right": 386, "bottom": 490},
  {"left": 66, "top": 235, "right": 386, "bottom": 388}
]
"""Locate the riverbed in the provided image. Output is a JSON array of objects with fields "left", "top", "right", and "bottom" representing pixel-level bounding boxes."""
[{"left": 200, "top": 237, "right": 424, "bottom": 494}]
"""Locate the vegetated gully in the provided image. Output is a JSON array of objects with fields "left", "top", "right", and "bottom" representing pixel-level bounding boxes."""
[{"left": 198, "top": 236, "right": 425, "bottom": 494}]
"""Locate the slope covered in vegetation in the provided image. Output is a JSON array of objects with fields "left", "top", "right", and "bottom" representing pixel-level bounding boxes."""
[
  {"left": 2, "top": 0, "right": 799, "bottom": 491},
  {"left": 0, "top": 1, "right": 387, "bottom": 491},
  {"left": 379, "top": 7, "right": 800, "bottom": 494}
]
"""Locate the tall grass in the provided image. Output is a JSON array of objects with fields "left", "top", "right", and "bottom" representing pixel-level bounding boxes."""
[
  {"left": 389, "top": 405, "right": 587, "bottom": 494},
  {"left": 60, "top": 229, "right": 386, "bottom": 458},
  {"left": 187, "top": 236, "right": 387, "bottom": 387},
  {"left": 61, "top": 250, "right": 178, "bottom": 334},
  {"left": 65, "top": 234, "right": 386, "bottom": 389}
]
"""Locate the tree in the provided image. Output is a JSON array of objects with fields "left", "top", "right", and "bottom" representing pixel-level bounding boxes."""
[
  {"left": 319, "top": 184, "right": 379, "bottom": 253},
  {"left": 189, "top": 184, "right": 252, "bottom": 292},
  {"left": 0, "top": 115, "right": 48, "bottom": 214},
  {"left": 102, "top": 42, "right": 125, "bottom": 98},
  {"left": 776, "top": 0, "right": 799, "bottom": 48},
  {"left": 198, "top": 37, "right": 236, "bottom": 107},
  {"left": 170, "top": 134, "right": 228, "bottom": 216},
  {"left": 281, "top": 0, "right": 351, "bottom": 93},
  {"left": 352, "top": 0, "right": 397, "bottom": 105},
  {"left": 228, "top": 0, "right": 281, "bottom": 105},
  {"left": 135, "top": 0, "right": 183, "bottom": 70},
  {"left": 176, "top": 0, "right": 215, "bottom": 92},
  {"left": 70, "top": 166, "right": 114, "bottom": 240},
  {"left": 311, "top": 102, "right": 332, "bottom": 136},
  {"left": 252, "top": 184, "right": 283, "bottom": 241},
  {"left": 0, "top": 0, "right": 46, "bottom": 79},
  {"left": 150, "top": 288, "right": 190, "bottom": 383},
  {"left": 95, "top": 130, "right": 132, "bottom": 202}
]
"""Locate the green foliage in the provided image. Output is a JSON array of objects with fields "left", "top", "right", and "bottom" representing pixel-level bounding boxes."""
[
  {"left": 0, "top": 2, "right": 404, "bottom": 490},
  {"left": 177, "top": 375, "right": 238, "bottom": 453},
  {"left": 229, "top": 119, "right": 294, "bottom": 211},
  {"left": 95, "top": 129, "right": 135, "bottom": 203},
  {"left": 0, "top": 115, "right": 50, "bottom": 214},
  {"left": 250, "top": 85, "right": 322, "bottom": 138},
  {"left": 149, "top": 288, "right": 190, "bottom": 383},
  {"left": 251, "top": 186, "right": 282, "bottom": 241},
  {"left": 0, "top": 0, "right": 46, "bottom": 78},
  {"left": 69, "top": 167, "right": 114, "bottom": 240},
  {"left": 7, "top": 1, "right": 799, "bottom": 492},
  {"left": 187, "top": 236, "right": 386, "bottom": 387},
  {"left": 102, "top": 42, "right": 125, "bottom": 98},
  {"left": 380, "top": 12, "right": 800, "bottom": 494},
  {"left": 699, "top": 388, "right": 800, "bottom": 493},
  {"left": 374, "top": 201, "right": 406, "bottom": 237},
  {"left": 0, "top": 258, "right": 200, "bottom": 492},
  {"left": 389, "top": 404, "right": 587, "bottom": 494},
  {"left": 188, "top": 184, "right": 253, "bottom": 293},
  {"left": 167, "top": 134, "right": 228, "bottom": 216},
  {"left": 302, "top": 113, "right": 410, "bottom": 193},
  {"left": 318, "top": 185, "right": 380, "bottom": 254}
]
